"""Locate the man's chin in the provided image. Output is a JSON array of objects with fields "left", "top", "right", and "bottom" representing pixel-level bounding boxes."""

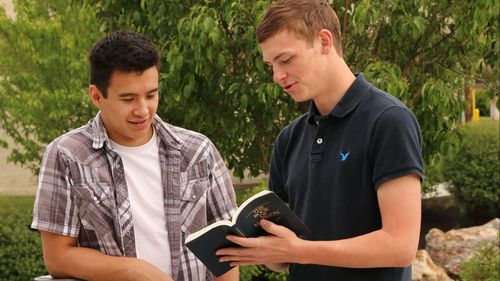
[{"left": 290, "top": 95, "right": 308, "bottom": 103}]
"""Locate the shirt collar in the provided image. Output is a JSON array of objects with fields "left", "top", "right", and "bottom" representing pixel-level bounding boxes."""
[
  {"left": 90, "top": 112, "right": 182, "bottom": 150},
  {"left": 90, "top": 112, "right": 109, "bottom": 150},
  {"left": 307, "top": 73, "right": 370, "bottom": 124}
]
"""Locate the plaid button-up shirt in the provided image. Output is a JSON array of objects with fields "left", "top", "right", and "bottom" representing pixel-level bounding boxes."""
[{"left": 32, "top": 113, "right": 237, "bottom": 281}]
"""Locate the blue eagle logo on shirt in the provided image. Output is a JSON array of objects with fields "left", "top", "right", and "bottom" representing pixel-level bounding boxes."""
[{"left": 339, "top": 151, "right": 350, "bottom": 161}]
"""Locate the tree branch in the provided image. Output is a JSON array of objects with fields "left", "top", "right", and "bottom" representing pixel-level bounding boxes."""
[
  {"left": 437, "top": 61, "right": 499, "bottom": 93},
  {"left": 358, "top": 15, "right": 385, "bottom": 67},
  {"left": 342, "top": 0, "right": 350, "bottom": 37},
  {"left": 401, "top": 0, "right": 455, "bottom": 76},
  {"left": 216, "top": 9, "right": 240, "bottom": 74}
]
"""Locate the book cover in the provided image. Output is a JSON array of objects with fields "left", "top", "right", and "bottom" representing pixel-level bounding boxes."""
[{"left": 185, "top": 190, "right": 309, "bottom": 277}]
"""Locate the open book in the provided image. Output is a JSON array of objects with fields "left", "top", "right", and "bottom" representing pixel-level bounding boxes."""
[{"left": 185, "top": 190, "right": 310, "bottom": 277}]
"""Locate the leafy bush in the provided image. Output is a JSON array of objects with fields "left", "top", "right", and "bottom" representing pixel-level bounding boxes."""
[
  {"left": 0, "top": 196, "right": 46, "bottom": 281},
  {"left": 459, "top": 239, "right": 499, "bottom": 281},
  {"left": 443, "top": 119, "right": 500, "bottom": 218},
  {"left": 235, "top": 183, "right": 289, "bottom": 281}
]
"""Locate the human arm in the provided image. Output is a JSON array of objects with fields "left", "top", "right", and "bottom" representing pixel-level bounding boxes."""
[
  {"left": 40, "top": 231, "right": 173, "bottom": 281},
  {"left": 216, "top": 174, "right": 421, "bottom": 268}
]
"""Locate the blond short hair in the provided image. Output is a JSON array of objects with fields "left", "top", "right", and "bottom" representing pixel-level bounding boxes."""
[{"left": 256, "top": 0, "right": 343, "bottom": 56}]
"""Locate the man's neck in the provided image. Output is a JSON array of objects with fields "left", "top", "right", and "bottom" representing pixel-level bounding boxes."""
[{"left": 314, "top": 59, "right": 356, "bottom": 116}]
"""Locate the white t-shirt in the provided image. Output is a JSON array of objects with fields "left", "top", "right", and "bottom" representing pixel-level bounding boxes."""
[{"left": 109, "top": 131, "right": 172, "bottom": 276}]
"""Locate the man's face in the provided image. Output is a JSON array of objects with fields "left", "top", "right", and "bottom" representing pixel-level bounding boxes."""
[
  {"left": 90, "top": 66, "right": 159, "bottom": 147},
  {"left": 260, "top": 30, "right": 326, "bottom": 103}
]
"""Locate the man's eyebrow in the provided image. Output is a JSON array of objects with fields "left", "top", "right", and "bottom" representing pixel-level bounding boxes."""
[
  {"left": 118, "top": 93, "right": 135, "bottom": 98},
  {"left": 264, "top": 52, "right": 289, "bottom": 64},
  {"left": 117, "top": 88, "right": 158, "bottom": 97},
  {"left": 146, "top": 88, "right": 159, "bottom": 94},
  {"left": 274, "top": 53, "right": 289, "bottom": 61}
]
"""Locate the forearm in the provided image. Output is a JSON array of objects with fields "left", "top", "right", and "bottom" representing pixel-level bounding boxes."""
[
  {"left": 295, "top": 229, "right": 418, "bottom": 268},
  {"left": 213, "top": 266, "right": 239, "bottom": 281},
  {"left": 45, "top": 246, "right": 168, "bottom": 281}
]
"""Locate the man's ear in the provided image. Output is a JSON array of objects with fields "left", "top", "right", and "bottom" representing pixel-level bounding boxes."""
[
  {"left": 89, "top": 85, "right": 102, "bottom": 108},
  {"left": 318, "top": 29, "right": 334, "bottom": 54}
]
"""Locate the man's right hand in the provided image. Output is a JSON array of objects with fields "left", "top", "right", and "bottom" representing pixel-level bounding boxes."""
[{"left": 41, "top": 231, "right": 173, "bottom": 281}]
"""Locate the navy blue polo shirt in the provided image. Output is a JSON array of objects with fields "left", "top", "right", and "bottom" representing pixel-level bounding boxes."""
[{"left": 269, "top": 74, "right": 423, "bottom": 281}]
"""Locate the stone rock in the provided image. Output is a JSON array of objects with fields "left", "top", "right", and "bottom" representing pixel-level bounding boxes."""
[
  {"left": 425, "top": 218, "right": 499, "bottom": 276},
  {"left": 412, "top": 250, "right": 453, "bottom": 281}
]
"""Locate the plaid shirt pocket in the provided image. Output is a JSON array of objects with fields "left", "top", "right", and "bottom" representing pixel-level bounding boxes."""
[
  {"left": 72, "top": 182, "right": 121, "bottom": 255},
  {"left": 180, "top": 177, "right": 209, "bottom": 234}
]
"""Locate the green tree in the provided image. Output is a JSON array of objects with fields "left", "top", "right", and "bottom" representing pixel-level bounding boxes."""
[
  {"left": 334, "top": 0, "right": 498, "bottom": 188},
  {"left": 161, "top": 0, "right": 289, "bottom": 178},
  {"left": 0, "top": 0, "right": 103, "bottom": 173},
  {"left": 91, "top": 0, "right": 498, "bottom": 184},
  {"left": 85, "top": 0, "right": 287, "bottom": 178},
  {"left": 1, "top": 0, "right": 498, "bottom": 188}
]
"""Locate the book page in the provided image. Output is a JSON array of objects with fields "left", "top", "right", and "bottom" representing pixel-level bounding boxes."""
[
  {"left": 232, "top": 190, "right": 273, "bottom": 222},
  {"left": 185, "top": 220, "right": 233, "bottom": 243}
]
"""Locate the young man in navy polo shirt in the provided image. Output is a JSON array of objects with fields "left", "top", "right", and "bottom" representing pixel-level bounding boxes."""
[{"left": 217, "top": 1, "right": 423, "bottom": 280}]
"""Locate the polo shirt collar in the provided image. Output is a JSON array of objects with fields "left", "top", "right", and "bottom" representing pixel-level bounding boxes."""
[{"left": 307, "top": 73, "right": 370, "bottom": 124}]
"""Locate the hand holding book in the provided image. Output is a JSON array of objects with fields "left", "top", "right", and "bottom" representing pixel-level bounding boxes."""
[
  {"left": 219, "top": 218, "right": 299, "bottom": 268},
  {"left": 185, "top": 190, "right": 309, "bottom": 277}
]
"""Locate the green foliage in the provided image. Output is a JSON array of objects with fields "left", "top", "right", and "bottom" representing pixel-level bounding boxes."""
[
  {"left": 235, "top": 181, "right": 267, "bottom": 205},
  {"left": 459, "top": 239, "right": 500, "bottom": 281},
  {"left": 0, "top": 0, "right": 103, "bottom": 173},
  {"left": 84, "top": 0, "right": 285, "bottom": 178},
  {"left": 0, "top": 1, "right": 498, "bottom": 199},
  {"left": 334, "top": 0, "right": 498, "bottom": 192},
  {"left": 240, "top": 265, "right": 264, "bottom": 281},
  {"left": 475, "top": 93, "right": 489, "bottom": 117},
  {"left": 240, "top": 264, "right": 288, "bottom": 281},
  {"left": 161, "top": 0, "right": 293, "bottom": 178},
  {"left": 0, "top": 196, "right": 46, "bottom": 280},
  {"left": 91, "top": 0, "right": 499, "bottom": 188},
  {"left": 443, "top": 119, "right": 500, "bottom": 217},
  {"left": 262, "top": 268, "right": 288, "bottom": 281}
]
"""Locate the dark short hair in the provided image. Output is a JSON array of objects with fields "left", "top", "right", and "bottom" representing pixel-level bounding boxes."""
[
  {"left": 256, "top": 0, "right": 343, "bottom": 56},
  {"left": 89, "top": 31, "right": 159, "bottom": 97}
]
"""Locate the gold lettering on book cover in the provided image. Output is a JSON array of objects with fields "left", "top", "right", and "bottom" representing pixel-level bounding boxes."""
[{"left": 250, "top": 202, "right": 281, "bottom": 227}]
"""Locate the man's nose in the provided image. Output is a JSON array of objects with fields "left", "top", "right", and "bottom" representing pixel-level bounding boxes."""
[
  {"left": 134, "top": 99, "right": 149, "bottom": 116},
  {"left": 273, "top": 67, "right": 286, "bottom": 84}
]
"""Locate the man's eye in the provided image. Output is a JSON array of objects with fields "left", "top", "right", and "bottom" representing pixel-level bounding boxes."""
[
  {"left": 122, "top": 98, "right": 133, "bottom": 102},
  {"left": 282, "top": 58, "right": 292, "bottom": 64}
]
